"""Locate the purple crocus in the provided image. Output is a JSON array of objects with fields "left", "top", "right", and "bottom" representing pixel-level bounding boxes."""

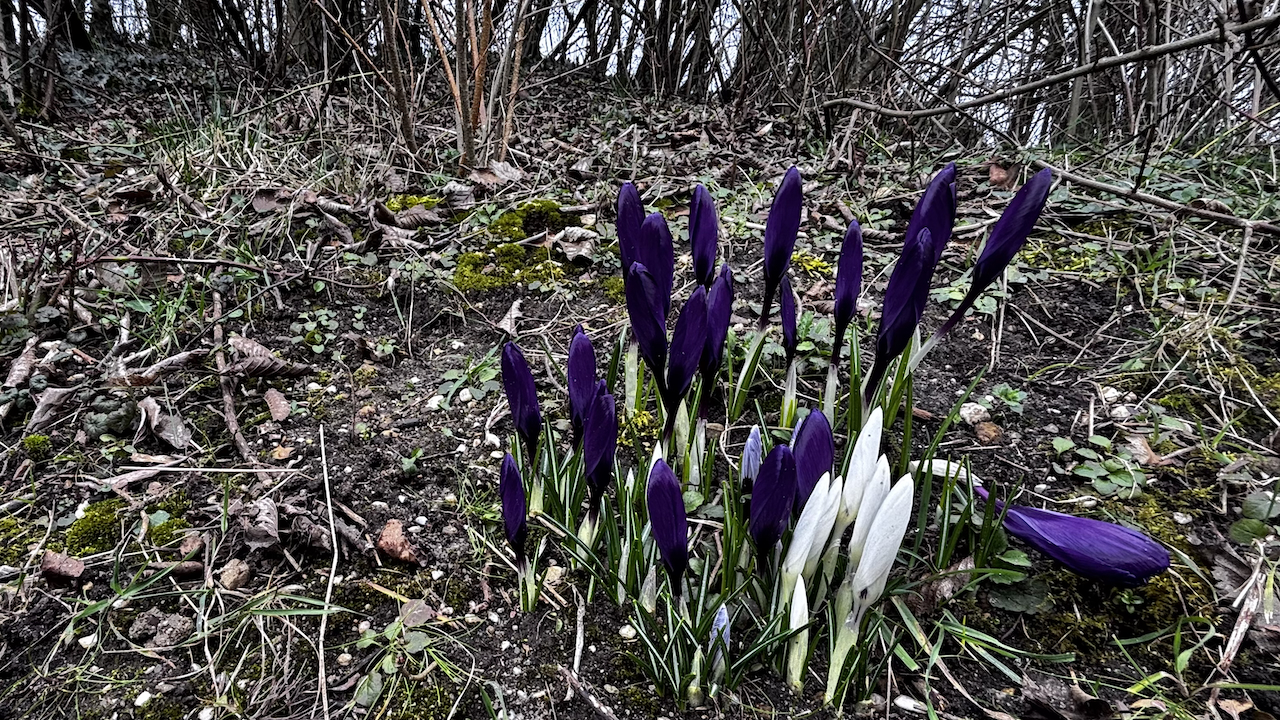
[
  {"left": 905, "top": 163, "right": 957, "bottom": 264},
  {"left": 647, "top": 459, "right": 689, "bottom": 596},
  {"left": 583, "top": 387, "right": 617, "bottom": 521},
  {"left": 935, "top": 168, "right": 1053, "bottom": 339},
  {"left": 975, "top": 486, "right": 1169, "bottom": 587},
  {"left": 791, "top": 410, "right": 834, "bottom": 511},
  {"left": 501, "top": 342, "right": 542, "bottom": 458},
  {"left": 780, "top": 274, "right": 797, "bottom": 365},
  {"left": 700, "top": 264, "right": 734, "bottom": 383},
  {"left": 690, "top": 184, "right": 719, "bottom": 288},
  {"left": 749, "top": 445, "right": 797, "bottom": 567},
  {"left": 663, "top": 286, "right": 708, "bottom": 437},
  {"left": 625, "top": 263, "right": 668, "bottom": 389},
  {"left": 740, "top": 425, "right": 763, "bottom": 487},
  {"left": 832, "top": 220, "right": 863, "bottom": 364},
  {"left": 864, "top": 228, "right": 937, "bottom": 403},
  {"left": 500, "top": 453, "right": 528, "bottom": 566},
  {"left": 640, "top": 212, "right": 675, "bottom": 317},
  {"left": 617, "top": 183, "right": 645, "bottom": 281},
  {"left": 760, "top": 166, "right": 803, "bottom": 328},
  {"left": 567, "top": 327, "right": 597, "bottom": 444}
]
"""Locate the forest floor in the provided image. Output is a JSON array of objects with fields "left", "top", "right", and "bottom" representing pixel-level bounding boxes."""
[{"left": 0, "top": 50, "right": 1278, "bottom": 720}]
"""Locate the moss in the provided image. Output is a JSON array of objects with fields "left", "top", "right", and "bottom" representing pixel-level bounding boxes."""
[
  {"left": 621, "top": 409, "right": 660, "bottom": 455},
  {"left": 0, "top": 517, "right": 29, "bottom": 564},
  {"left": 453, "top": 244, "right": 566, "bottom": 294},
  {"left": 65, "top": 499, "right": 127, "bottom": 555},
  {"left": 791, "top": 249, "right": 833, "bottom": 278},
  {"left": 152, "top": 491, "right": 191, "bottom": 517},
  {"left": 601, "top": 276, "right": 625, "bottom": 304},
  {"left": 494, "top": 243, "right": 527, "bottom": 272},
  {"left": 385, "top": 195, "right": 442, "bottom": 212},
  {"left": 387, "top": 681, "right": 455, "bottom": 719},
  {"left": 453, "top": 252, "right": 513, "bottom": 293},
  {"left": 354, "top": 364, "right": 378, "bottom": 387},
  {"left": 316, "top": 370, "right": 334, "bottom": 386},
  {"left": 21, "top": 434, "right": 52, "bottom": 460},
  {"left": 488, "top": 199, "right": 576, "bottom": 241},
  {"left": 135, "top": 697, "right": 185, "bottom": 720},
  {"left": 149, "top": 518, "right": 191, "bottom": 547}
]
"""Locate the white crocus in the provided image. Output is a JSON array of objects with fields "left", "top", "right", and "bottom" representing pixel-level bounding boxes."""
[
  {"left": 822, "top": 408, "right": 882, "bottom": 581},
  {"left": 785, "top": 575, "right": 809, "bottom": 694},
  {"left": 802, "top": 475, "right": 842, "bottom": 582},
  {"left": 845, "top": 474, "right": 914, "bottom": 633},
  {"left": 846, "top": 455, "right": 891, "bottom": 574},
  {"left": 780, "top": 473, "right": 836, "bottom": 610}
]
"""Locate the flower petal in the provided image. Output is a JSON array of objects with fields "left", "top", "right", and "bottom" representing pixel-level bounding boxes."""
[
  {"left": 690, "top": 184, "right": 719, "bottom": 288},
  {"left": 501, "top": 341, "right": 542, "bottom": 453},
  {"left": 761, "top": 166, "right": 803, "bottom": 323},
  {"left": 646, "top": 459, "right": 689, "bottom": 592}
]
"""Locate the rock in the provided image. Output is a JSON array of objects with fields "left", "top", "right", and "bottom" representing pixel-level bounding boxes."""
[
  {"left": 78, "top": 633, "right": 97, "bottom": 649},
  {"left": 1101, "top": 386, "right": 1123, "bottom": 404},
  {"left": 135, "top": 691, "right": 153, "bottom": 707},
  {"left": 1172, "top": 512, "right": 1193, "bottom": 525},
  {"left": 426, "top": 395, "right": 444, "bottom": 410},
  {"left": 958, "top": 402, "right": 990, "bottom": 426},
  {"left": 179, "top": 534, "right": 205, "bottom": 556},
  {"left": 129, "top": 608, "right": 166, "bottom": 641},
  {"left": 337, "top": 653, "right": 353, "bottom": 666},
  {"left": 618, "top": 624, "right": 637, "bottom": 640},
  {"left": 975, "top": 421, "right": 1003, "bottom": 444},
  {"left": 458, "top": 388, "right": 473, "bottom": 403},
  {"left": 376, "top": 520, "right": 419, "bottom": 563},
  {"left": 151, "top": 614, "right": 194, "bottom": 647},
  {"left": 220, "top": 559, "right": 252, "bottom": 591},
  {"left": 1109, "top": 404, "right": 1133, "bottom": 420},
  {"left": 40, "top": 551, "right": 85, "bottom": 580}
]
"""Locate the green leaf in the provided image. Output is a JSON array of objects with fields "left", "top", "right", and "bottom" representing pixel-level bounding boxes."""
[
  {"left": 1088, "top": 435, "right": 1112, "bottom": 449},
  {"left": 148, "top": 509, "right": 171, "bottom": 527},
  {"left": 402, "top": 631, "right": 430, "bottom": 654},
  {"left": 381, "top": 653, "right": 398, "bottom": 675},
  {"left": 998, "top": 549, "right": 1032, "bottom": 568},
  {"left": 1051, "top": 437, "right": 1075, "bottom": 454},
  {"left": 353, "top": 670, "right": 383, "bottom": 707},
  {"left": 1242, "top": 491, "right": 1280, "bottom": 520},
  {"left": 1229, "top": 518, "right": 1270, "bottom": 545},
  {"left": 988, "top": 578, "right": 1050, "bottom": 614},
  {"left": 682, "top": 490, "right": 704, "bottom": 513}
]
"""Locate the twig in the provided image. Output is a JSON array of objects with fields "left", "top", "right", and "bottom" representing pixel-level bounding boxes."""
[
  {"left": 211, "top": 291, "right": 254, "bottom": 463},
  {"left": 317, "top": 425, "right": 339, "bottom": 719},
  {"left": 558, "top": 666, "right": 619, "bottom": 720}
]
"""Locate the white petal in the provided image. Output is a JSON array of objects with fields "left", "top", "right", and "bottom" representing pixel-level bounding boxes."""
[
  {"left": 803, "top": 476, "right": 843, "bottom": 578},
  {"left": 851, "top": 474, "right": 915, "bottom": 610},
  {"left": 783, "top": 473, "right": 832, "bottom": 576},
  {"left": 789, "top": 575, "right": 809, "bottom": 630},
  {"left": 846, "top": 456, "right": 890, "bottom": 571},
  {"left": 840, "top": 408, "right": 882, "bottom": 523}
]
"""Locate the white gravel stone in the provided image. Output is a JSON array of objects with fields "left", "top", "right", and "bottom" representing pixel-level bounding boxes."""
[
  {"left": 78, "top": 633, "right": 98, "bottom": 649},
  {"left": 458, "top": 388, "right": 473, "bottom": 403},
  {"left": 134, "top": 691, "right": 152, "bottom": 708},
  {"left": 1172, "top": 512, "right": 1193, "bottom": 525},
  {"left": 958, "top": 402, "right": 991, "bottom": 426},
  {"left": 416, "top": 516, "right": 428, "bottom": 526},
  {"left": 426, "top": 395, "right": 444, "bottom": 410},
  {"left": 619, "top": 624, "right": 637, "bottom": 640},
  {"left": 431, "top": 570, "right": 445, "bottom": 580}
]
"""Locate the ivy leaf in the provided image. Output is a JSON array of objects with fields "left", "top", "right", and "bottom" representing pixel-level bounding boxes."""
[
  {"left": 1242, "top": 491, "right": 1280, "bottom": 520},
  {"left": 1229, "top": 518, "right": 1270, "bottom": 545}
]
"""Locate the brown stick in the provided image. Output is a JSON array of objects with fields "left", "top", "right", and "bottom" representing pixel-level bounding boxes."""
[
  {"left": 822, "top": 13, "right": 1280, "bottom": 120},
  {"left": 212, "top": 291, "right": 254, "bottom": 464}
]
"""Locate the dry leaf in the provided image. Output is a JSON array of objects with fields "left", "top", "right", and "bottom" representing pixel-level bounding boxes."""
[
  {"left": 40, "top": 551, "right": 86, "bottom": 580},
  {"left": 320, "top": 210, "right": 355, "bottom": 244},
  {"left": 496, "top": 300, "right": 522, "bottom": 337},
  {"left": 975, "top": 421, "right": 1003, "bottom": 444},
  {"left": 27, "top": 387, "right": 77, "bottom": 432},
  {"left": 244, "top": 497, "right": 280, "bottom": 550},
  {"left": 264, "top": 389, "right": 290, "bottom": 421},
  {"left": 270, "top": 445, "right": 295, "bottom": 460},
  {"left": 376, "top": 520, "right": 418, "bottom": 563},
  {"left": 400, "top": 599, "right": 437, "bottom": 626},
  {"left": 229, "top": 335, "right": 275, "bottom": 357},
  {"left": 3, "top": 336, "right": 38, "bottom": 388},
  {"left": 136, "top": 397, "right": 195, "bottom": 450},
  {"left": 374, "top": 202, "right": 441, "bottom": 230},
  {"left": 252, "top": 188, "right": 287, "bottom": 213},
  {"left": 223, "top": 355, "right": 311, "bottom": 379},
  {"left": 553, "top": 226, "right": 597, "bottom": 262},
  {"left": 468, "top": 159, "right": 524, "bottom": 187}
]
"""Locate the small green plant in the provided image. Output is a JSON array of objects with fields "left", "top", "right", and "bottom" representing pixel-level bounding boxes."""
[
  {"left": 401, "top": 449, "right": 424, "bottom": 477},
  {"left": 436, "top": 346, "right": 500, "bottom": 408},
  {"left": 290, "top": 309, "right": 340, "bottom": 353},
  {"left": 1050, "top": 435, "right": 1147, "bottom": 497},
  {"left": 349, "top": 599, "right": 468, "bottom": 712},
  {"left": 986, "top": 383, "right": 1027, "bottom": 414},
  {"left": 21, "top": 434, "right": 52, "bottom": 459}
]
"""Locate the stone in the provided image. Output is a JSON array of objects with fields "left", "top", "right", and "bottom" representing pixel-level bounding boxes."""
[
  {"left": 220, "top": 559, "right": 252, "bottom": 591},
  {"left": 958, "top": 402, "right": 990, "bottom": 425}
]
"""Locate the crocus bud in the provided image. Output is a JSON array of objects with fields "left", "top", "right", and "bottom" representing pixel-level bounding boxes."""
[
  {"left": 975, "top": 486, "right": 1169, "bottom": 587},
  {"left": 906, "top": 162, "right": 957, "bottom": 264},
  {"left": 501, "top": 342, "right": 542, "bottom": 458},
  {"left": 761, "top": 166, "right": 803, "bottom": 327},
  {"left": 583, "top": 389, "right": 617, "bottom": 521},
  {"left": 740, "top": 425, "right": 763, "bottom": 487},
  {"left": 782, "top": 473, "right": 839, "bottom": 604},
  {"left": 665, "top": 286, "right": 708, "bottom": 417},
  {"left": 935, "top": 168, "right": 1053, "bottom": 340},
  {"left": 864, "top": 228, "right": 937, "bottom": 402},
  {"left": 749, "top": 445, "right": 797, "bottom": 567},
  {"left": 500, "top": 453, "right": 528, "bottom": 566},
  {"left": 690, "top": 184, "right": 719, "bottom": 288},
  {"left": 709, "top": 604, "right": 730, "bottom": 683},
  {"left": 617, "top": 183, "right": 645, "bottom": 282},
  {"left": 700, "top": 265, "right": 734, "bottom": 381},
  {"left": 567, "top": 327, "right": 597, "bottom": 444},
  {"left": 846, "top": 474, "right": 914, "bottom": 633},
  {"left": 832, "top": 220, "right": 863, "bottom": 360},
  {"left": 646, "top": 460, "right": 689, "bottom": 596},
  {"left": 846, "top": 456, "right": 890, "bottom": 574},
  {"left": 785, "top": 575, "right": 809, "bottom": 694},
  {"left": 792, "top": 409, "right": 834, "bottom": 511},
  {"left": 625, "top": 262, "right": 668, "bottom": 385},
  {"left": 640, "top": 212, "right": 675, "bottom": 316},
  {"left": 780, "top": 274, "right": 797, "bottom": 364}
]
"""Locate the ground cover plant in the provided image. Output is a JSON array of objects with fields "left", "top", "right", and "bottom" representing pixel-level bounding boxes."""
[{"left": 1, "top": 26, "right": 1280, "bottom": 720}]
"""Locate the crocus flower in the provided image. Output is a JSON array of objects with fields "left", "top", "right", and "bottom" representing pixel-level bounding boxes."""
[
  {"left": 567, "top": 327, "right": 597, "bottom": 444},
  {"left": 780, "top": 274, "right": 797, "bottom": 365},
  {"left": 749, "top": 445, "right": 797, "bottom": 566},
  {"left": 500, "top": 452, "right": 528, "bottom": 567},
  {"left": 832, "top": 220, "right": 863, "bottom": 362},
  {"left": 935, "top": 168, "right": 1053, "bottom": 340},
  {"left": 664, "top": 286, "right": 708, "bottom": 421},
  {"left": 641, "top": 212, "right": 675, "bottom": 316},
  {"left": 785, "top": 574, "right": 809, "bottom": 694},
  {"left": 690, "top": 184, "right": 719, "bottom": 288},
  {"left": 760, "top": 166, "right": 803, "bottom": 327},
  {"left": 501, "top": 342, "right": 542, "bottom": 458},
  {"left": 782, "top": 473, "right": 841, "bottom": 605},
  {"left": 740, "top": 425, "right": 763, "bottom": 487},
  {"left": 975, "top": 486, "right": 1169, "bottom": 587},
  {"left": 709, "top": 604, "right": 730, "bottom": 683},
  {"left": 846, "top": 456, "right": 891, "bottom": 573},
  {"left": 791, "top": 409, "right": 834, "bottom": 510},
  {"left": 625, "top": 263, "right": 668, "bottom": 387},
  {"left": 646, "top": 459, "right": 689, "bottom": 596},
  {"left": 905, "top": 162, "right": 957, "bottom": 264},
  {"left": 583, "top": 388, "right": 617, "bottom": 521},
  {"left": 700, "top": 265, "right": 733, "bottom": 382},
  {"left": 846, "top": 473, "right": 914, "bottom": 632},
  {"left": 617, "top": 183, "right": 645, "bottom": 281},
  {"left": 863, "top": 228, "right": 936, "bottom": 403}
]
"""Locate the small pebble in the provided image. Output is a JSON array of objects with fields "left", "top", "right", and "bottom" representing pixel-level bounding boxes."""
[
  {"left": 358, "top": 620, "right": 372, "bottom": 633},
  {"left": 500, "top": 641, "right": 511, "bottom": 651},
  {"left": 135, "top": 691, "right": 153, "bottom": 708},
  {"left": 958, "top": 402, "right": 991, "bottom": 426},
  {"left": 604, "top": 684, "right": 619, "bottom": 694},
  {"left": 78, "top": 633, "right": 97, "bottom": 649},
  {"left": 337, "top": 653, "right": 352, "bottom": 666},
  {"left": 431, "top": 570, "right": 445, "bottom": 580},
  {"left": 619, "top": 624, "right": 637, "bottom": 640},
  {"left": 443, "top": 493, "right": 457, "bottom": 504},
  {"left": 371, "top": 501, "right": 389, "bottom": 510},
  {"left": 490, "top": 450, "right": 504, "bottom": 459},
  {"left": 416, "top": 516, "right": 428, "bottom": 526},
  {"left": 1080, "top": 498, "right": 1098, "bottom": 508},
  {"left": 407, "top": 526, "right": 422, "bottom": 534},
  {"left": 426, "top": 395, "right": 444, "bottom": 410},
  {"left": 1172, "top": 512, "right": 1192, "bottom": 525},
  {"left": 199, "top": 709, "right": 215, "bottom": 720},
  {"left": 398, "top": 495, "right": 407, "bottom": 503},
  {"left": 458, "top": 388, "right": 473, "bottom": 403},
  {"left": 1033, "top": 484, "right": 1049, "bottom": 493},
  {"left": 455, "top": 443, "right": 467, "bottom": 454}
]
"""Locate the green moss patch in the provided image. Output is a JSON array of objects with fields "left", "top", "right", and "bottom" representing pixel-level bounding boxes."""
[
  {"left": 453, "top": 244, "right": 566, "bottom": 294},
  {"left": 385, "top": 195, "right": 443, "bottom": 212},
  {"left": 488, "top": 199, "right": 578, "bottom": 241},
  {"left": 65, "top": 499, "right": 127, "bottom": 556}
]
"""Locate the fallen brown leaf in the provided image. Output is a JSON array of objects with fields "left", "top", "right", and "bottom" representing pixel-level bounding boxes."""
[
  {"left": 377, "top": 520, "right": 419, "bottom": 563},
  {"left": 264, "top": 389, "right": 291, "bottom": 421},
  {"left": 40, "top": 551, "right": 86, "bottom": 580}
]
